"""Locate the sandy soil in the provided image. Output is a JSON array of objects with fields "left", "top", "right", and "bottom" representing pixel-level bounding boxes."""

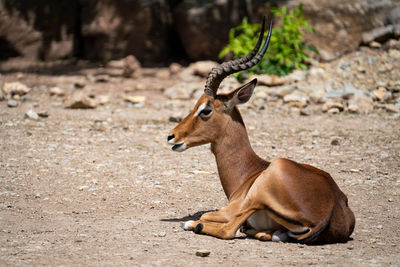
[{"left": 0, "top": 65, "right": 399, "bottom": 266}]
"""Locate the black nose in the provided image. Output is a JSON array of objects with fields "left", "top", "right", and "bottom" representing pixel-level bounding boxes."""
[{"left": 167, "top": 134, "right": 175, "bottom": 142}]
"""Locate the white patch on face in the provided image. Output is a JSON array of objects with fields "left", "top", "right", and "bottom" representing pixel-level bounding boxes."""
[
  {"left": 194, "top": 103, "right": 207, "bottom": 117},
  {"left": 172, "top": 142, "right": 187, "bottom": 152},
  {"left": 167, "top": 137, "right": 175, "bottom": 145}
]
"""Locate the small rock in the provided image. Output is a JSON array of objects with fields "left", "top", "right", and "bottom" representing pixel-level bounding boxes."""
[
  {"left": 286, "top": 70, "right": 308, "bottom": 83},
  {"left": 369, "top": 41, "right": 381, "bottom": 49},
  {"left": 89, "top": 74, "right": 110, "bottom": 83},
  {"left": 124, "top": 95, "right": 146, "bottom": 104},
  {"left": 373, "top": 87, "right": 391, "bottom": 101},
  {"left": 362, "top": 25, "right": 394, "bottom": 44},
  {"left": 348, "top": 95, "right": 374, "bottom": 114},
  {"left": 98, "top": 95, "right": 110, "bottom": 105},
  {"left": 323, "top": 101, "right": 344, "bottom": 112},
  {"left": 25, "top": 110, "right": 39, "bottom": 120},
  {"left": 299, "top": 108, "right": 311, "bottom": 116},
  {"left": 189, "top": 61, "right": 218, "bottom": 77},
  {"left": 377, "top": 225, "right": 383, "bottom": 229},
  {"left": 195, "top": 249, "right": 210, "bottom": 257},
  {"left": 49, "top": 86, "right": 65, "bottom": 96},
  {"left": 3, "top": 82, "right": 31, "bottom": 95},
  {"left": 254, "top": 74, "right": 287, "bottom": 87},
  {"left": 169, "top": 115, "right": 182, "bottom": 123},
  {"left": 123, "top": 55, "right": 141, "bottom": 78},
  {"left": 319, "top": 49, "right": 336, "bottom": 62},
  {"left": 74, "top": 81, "right": 86, "bottom": 89},
  {"left": 331, "top": 139, "right": 340, "bottom": 146},
  {"left": 385, "top": 39, "right": 400, "bottom": 50},
  {"left": 350, "top": 169, "right": 360, "bottom": 173},
  {"left": 383, "top": 104, "right": 400, "bottom": 113},
  {"left": 283, "top": 91, "right": 309, "bottom": 108},
  {"left": 327, "top": 108, "right": 340, "bottom": 114},
  {"left": 7, "top": 99, "right": 18, "bottom": 108},
  {"left": 64, "top": 91, "right": 98, "bottom": 109},
  {"left": 37, "top": 111, "right": 49, "bottom": 118},
  {"left": 348, "top": 104, "right": 359, "bottom": 113},
  {"left": 158, "top": 232, "right": 166, "bottom": 237},
  {"left": 255, "top": 91, "right": 268, "bottom": 100},
  {"left": 169, "top": 63, "right": 182, "bottom": 74}
]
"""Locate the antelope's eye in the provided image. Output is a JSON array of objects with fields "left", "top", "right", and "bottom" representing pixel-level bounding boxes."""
[{"left": 200, "top": 106, "right": 212, "bottom": 117}]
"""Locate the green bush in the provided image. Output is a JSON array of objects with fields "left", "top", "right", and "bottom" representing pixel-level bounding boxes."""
[{"left": 219, "top": 4, "right": 317, "bottom": 78}]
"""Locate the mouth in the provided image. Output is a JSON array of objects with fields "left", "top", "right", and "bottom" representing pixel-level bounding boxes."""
[{"left": 171, "top": 142, "right": 187, "bottom": 152}]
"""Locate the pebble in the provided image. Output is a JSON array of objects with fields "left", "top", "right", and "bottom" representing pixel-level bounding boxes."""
[
  {"left": 195, "top": 249, "right": 211, "bottom": 257},
  {"left": 169, "top": 115, "right": 182, "bottom": 123},
  {"left": 7, "top": 99, "right": 18, "bottom": 108},
  {"left": 3, "top": 82, "right": 31, "bottom": 95},
  {"left": 98, "top": 95, "right": 110, "bottom": 105},
  {"left": 158, "top": 232, "right": 166, "bottom": 237},
  {"left": 49, "top": 86, "right": 65, "bottom": 96},
  {"left": 330, "top": 139, "right": 340, "bottom": 146},
  {"left": 64, "top": 91, "right": 98, "bottom": 109},
  {"left": 124, "top": 95, "right": 146, "bottom": 104},
  {"left": 373, "top": 87, "right": 391, "bottom": 101},
  {"left": 25, "top": 110, "right": 39, "bottom": 120},
  {"left": 327, "top": 108, "right": 340, "bottom": 114},
  {"left": 377, "top": 225, "right": 383, "bottom": 229},
  {"left": 323, "top": 101, "right": 344, "bottom": 112}
]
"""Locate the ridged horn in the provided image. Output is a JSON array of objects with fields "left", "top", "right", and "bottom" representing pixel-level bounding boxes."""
[{"left": 204, "top": 17, "right": 273, "bottom": 98}]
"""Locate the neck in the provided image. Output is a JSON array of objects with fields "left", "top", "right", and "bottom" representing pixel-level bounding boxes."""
[{"left": 210, "top": 111, "right": 269, "bottom": 200}]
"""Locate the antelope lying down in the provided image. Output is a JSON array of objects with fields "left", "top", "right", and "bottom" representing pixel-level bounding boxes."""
[{"left": 167, "top": 18, "right": 355, "bottom": 244}]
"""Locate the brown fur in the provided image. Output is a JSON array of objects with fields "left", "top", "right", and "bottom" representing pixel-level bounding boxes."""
[{"left": 168, "top": 85, "right": 355, "bottom": 244}]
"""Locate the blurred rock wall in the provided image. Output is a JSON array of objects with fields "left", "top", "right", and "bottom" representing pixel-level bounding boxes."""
[{"left": 0, "top": 0, "right": 399, "bottom": 64}]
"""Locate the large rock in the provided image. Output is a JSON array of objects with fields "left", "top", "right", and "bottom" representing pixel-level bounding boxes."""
[
  {"left": 80, "top": 0, "right": 172, "bottom": 63},
  {"left": 362, "top": 25, "right": 394, "bottom": 44},
  {"left": 173, "top": 1, "right": 258, "bottom": 61},
  {"left": 0, "top": 0, "right": 78, "bottom": 60},
  {"left": 298, "top": 0, "right": 398, "bottom": 61}
]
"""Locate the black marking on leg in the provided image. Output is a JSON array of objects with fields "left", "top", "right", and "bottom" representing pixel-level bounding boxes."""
[
  {"left": 194, "top": 223, "right": 203, "bottom": 234},
  {"left": 299, "top": 213, "right": 333, "bottom": 244},
  {"left": 289, "top": 228, "right": 311, "bottom": 236},
  {"left": 259, "top": 234, "right": 269, "bottom": 241}
]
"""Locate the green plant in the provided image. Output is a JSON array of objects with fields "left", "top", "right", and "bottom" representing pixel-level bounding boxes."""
[{"left": 219, "top": 4, "right": 317, "bottom": 78}]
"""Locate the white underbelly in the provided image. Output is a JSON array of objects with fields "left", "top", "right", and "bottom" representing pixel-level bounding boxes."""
[{"left": 246, "top": 210, "right": 281, "bottom": 231}]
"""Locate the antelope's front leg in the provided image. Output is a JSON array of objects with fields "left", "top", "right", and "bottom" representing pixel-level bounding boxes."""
[
  {"left": 183, "top": 209, "right": 257, "bottom": 239},
  {"left": 182, "top": 201, "right": 241, "bottom": 230}
]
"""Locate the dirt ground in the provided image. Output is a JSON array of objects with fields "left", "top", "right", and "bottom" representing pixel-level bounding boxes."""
[{"left": 0, "top": 62, "right": 399, "bottom": 266}]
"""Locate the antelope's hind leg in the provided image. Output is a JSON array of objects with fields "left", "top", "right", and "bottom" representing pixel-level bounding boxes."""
[{"left": 245, "top": 229, "right": 273, "bottom": 241}]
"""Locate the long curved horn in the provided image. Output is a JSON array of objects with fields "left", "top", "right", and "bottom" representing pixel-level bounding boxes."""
[{"left": 204, "top": 17, "right": 273, "bottom": 98}]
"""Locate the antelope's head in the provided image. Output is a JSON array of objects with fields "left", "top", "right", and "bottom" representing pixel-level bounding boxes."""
[{"left": 167, "top": 17, "right": 272, "bottom": 152}]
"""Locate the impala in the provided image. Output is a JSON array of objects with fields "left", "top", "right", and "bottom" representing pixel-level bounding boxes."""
[{"left": 167, "top": 18, "right": 355, "bottom": 244}]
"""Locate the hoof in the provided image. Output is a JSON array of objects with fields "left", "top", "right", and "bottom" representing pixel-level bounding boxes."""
[
  {"left": 259, "top": 234, "right": 270, "bottom": 242},
  {"left": 194, "top": 223, "right": 203, "bottom": 234},
  {"left": 181, "top": 220, "right": 195, "bottom": 231},
  {"left": 272, "top": 230, "right": 289, "bottom": 242}
]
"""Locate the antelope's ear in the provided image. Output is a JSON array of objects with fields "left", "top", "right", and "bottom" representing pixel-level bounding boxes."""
[{"left": 226, "top": 79, "right": 257, "bottom": 111}]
